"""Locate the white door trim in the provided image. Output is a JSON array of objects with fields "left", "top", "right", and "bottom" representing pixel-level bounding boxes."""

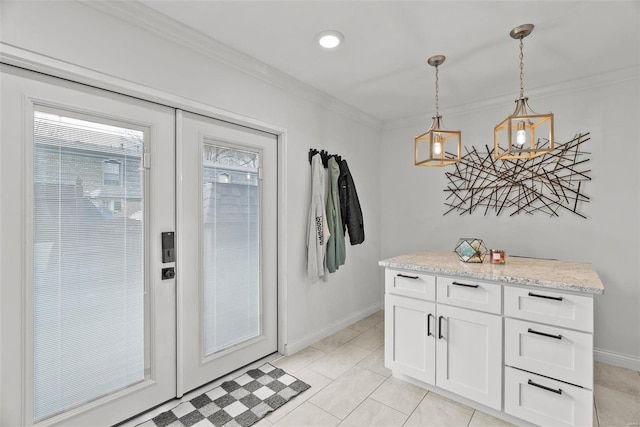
[{"left": 0, "top": 42, "right": 288, "bottom": 393}]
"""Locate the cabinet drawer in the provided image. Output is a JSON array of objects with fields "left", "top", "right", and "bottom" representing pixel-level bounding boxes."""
[
  {"left": 385, "top": 269, "right": 436, "bottom": 301},
  {"left": 504, "top": 286, "right": 593, "bottom": 332},
  {"left": 505, "top": 366, "right": 592, "bottom": 427},
  {"left": 436, "top": 276, "right": 502, "bottom": 314},
  {"left": 505, "top": 318, "right": 593, "bottom": 388}
]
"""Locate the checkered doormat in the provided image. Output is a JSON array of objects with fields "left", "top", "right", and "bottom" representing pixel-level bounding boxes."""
[{"left": 138, "top": 363, "right": 310, "bottom": 427}]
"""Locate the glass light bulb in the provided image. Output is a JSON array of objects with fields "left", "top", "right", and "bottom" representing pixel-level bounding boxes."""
[
  {"left": 433, "top": 133, "right": 443, "bottom": 156},
  {"left": 515, "top": 129, "right": 527, "bottom": 146},
  {"left": 433, "top": 141, "right": 442, "bottom": 156}
]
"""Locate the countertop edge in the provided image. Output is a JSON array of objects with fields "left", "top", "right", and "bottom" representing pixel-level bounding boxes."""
[{"left": 379, "top": 260, "right": 605, "bottom": 295}]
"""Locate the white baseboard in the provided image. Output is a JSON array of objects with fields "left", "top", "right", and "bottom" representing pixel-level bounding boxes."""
[
  {"left": 594, "top": 347, "right": 640, "bottom": 371},
  {"left": 284, "top": 302, "right": 382, "bottom": 356}
]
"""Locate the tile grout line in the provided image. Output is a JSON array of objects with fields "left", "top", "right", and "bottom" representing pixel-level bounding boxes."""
[
  {"left": 273, "top": 343, "right": 329, "bottom": 371},
  {"left": 368, "top": 391, "right": 421, "bottom": 420},
  {"left": 301, "top": 328, "right": 384, "bottom": 423},
  {"left": 307, "top": 401, "right": 342, "bottom": 425},
  {"left": 304, "top": 324, "right": 381, "bottom": 380},
  {"left": 334, "top": 369, "right": 395, "bottom": 425},
  {"left": 308, "top": 328, "right": 367, "bottom": 356},
  {"left": 593, "top": 396, "right": 600, "bottom": 427},
  {"left": 263, "top": 366, "right": 335, "bottom": 424},
  {"left": 466, "top": 409, "right": 476, "bottom": 427},
  {"left": 400, "top": 390, "right": 430, "bottom": 426}
]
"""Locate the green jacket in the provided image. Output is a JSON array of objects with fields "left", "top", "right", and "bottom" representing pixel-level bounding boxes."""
[{"left": 326, "top": 157, "right": 346, "bottom": 272}]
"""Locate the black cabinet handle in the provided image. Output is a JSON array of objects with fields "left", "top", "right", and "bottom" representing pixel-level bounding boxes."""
[
  {"left": 397, "top": 273, "right": 419, "bottom": 280},
  {"left": 427, "top": 313, "right": 433, "bottom": 337},
  {"left": 528, "top": 328, "right": 563, "bottom": 340},
  {"left": 528, "top": 292, "right": 563, "bottom": 301},
  {"left": 452, "top": 281, "right": 479, "bottom": 288},
  {"left": 527, "top": 379, "right": 562, "bottom": 395},
  {"left": 438, "top": 316, "right": 445, "bottom": 339}
]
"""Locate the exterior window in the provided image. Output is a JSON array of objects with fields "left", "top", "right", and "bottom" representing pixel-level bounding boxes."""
[
  {"left": 103, "top": 160, "right": 122, "bottom": 186},
  {"left": 33, "top": 109, "right": 145, "bottom": 421}
]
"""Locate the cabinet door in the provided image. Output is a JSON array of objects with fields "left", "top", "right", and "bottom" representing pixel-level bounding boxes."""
[
  {"left": 385, "top": 294, "right": 436, "bottom": 385},
  {"left": 436, "top": 305, "right": 502, "bottom": 410}
]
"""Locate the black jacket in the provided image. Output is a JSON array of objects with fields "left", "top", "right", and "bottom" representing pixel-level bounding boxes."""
[{"left": 338, "top": 159, "right": 365, "bottom": 245}]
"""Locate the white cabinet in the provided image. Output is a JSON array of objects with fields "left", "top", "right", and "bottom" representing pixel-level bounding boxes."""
[
  {"left": 436, "top": 304, "right": 502, "bottom": 409},
  {"left": 385, "top": 294, "right": 435, "bottom": 384},
  {"left": 384, "top": 269, "right": 502, "bottom": 410},
  {"left": 504, "top": 285, "right": 594, "bottom": 426},
  {"left": 384, "top": 266, "right": 597, "bottom": 427}
]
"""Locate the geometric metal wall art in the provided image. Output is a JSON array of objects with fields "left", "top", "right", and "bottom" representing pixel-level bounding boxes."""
[{"left": 444, "top": 132, "right": 591, "bottom": 218}]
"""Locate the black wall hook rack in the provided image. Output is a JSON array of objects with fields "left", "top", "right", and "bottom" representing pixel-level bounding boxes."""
[{"left": 308, "top": 148, "right": 342, "bottom": 168}]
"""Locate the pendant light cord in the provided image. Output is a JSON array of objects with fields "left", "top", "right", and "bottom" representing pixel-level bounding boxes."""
[
  {"left": 519, "top": 37, "right": 525, "bottom": 99},
  {"left": 434, "top": 65, "right": 440, "bottom": 116}
]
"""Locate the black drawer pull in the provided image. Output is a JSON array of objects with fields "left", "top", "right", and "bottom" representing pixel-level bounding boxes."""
[
  {"left": 452, "top": 281, "right": 479, "bottom": 288},
  {"left": 528, "top": 328, "right": 563, "bottom": 340},
  {"left": 528, "top": 292, "right": 563, "bottom": 301},
  {"left": 397, "top": 273, "right": 419, "bottom": 280},
  {"left": 528, "top": 379, "right": 562, "bottom": 395},
  {"left": 438, "top": 316, "right": 445, "bottom": 339},
  {"left": 427, "top": 313, "right": 433, "bottom": 337}
]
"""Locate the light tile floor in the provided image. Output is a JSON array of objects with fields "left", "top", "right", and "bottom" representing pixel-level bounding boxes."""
[{"left": 125, "top": 310, "right": 640, "bottom": 427}]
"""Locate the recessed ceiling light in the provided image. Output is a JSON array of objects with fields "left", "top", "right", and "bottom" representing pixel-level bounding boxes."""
[{"left": 317, "top": 30, "right": 344, "bottom": 49}]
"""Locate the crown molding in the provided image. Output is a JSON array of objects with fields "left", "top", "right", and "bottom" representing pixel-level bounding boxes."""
[
  {"left": 81, "top": 1, "right": 383, "bottom": 131},
  {"left": 383, "top": 65, "right": 640, "bottom": 131},
  {"left": 0, "top": 42, "right": 289, "bottom": 136}
]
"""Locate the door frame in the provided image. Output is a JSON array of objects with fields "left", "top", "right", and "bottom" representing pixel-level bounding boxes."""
[{"left": 0, "top": 43, "right": 288, "bottom": 398}]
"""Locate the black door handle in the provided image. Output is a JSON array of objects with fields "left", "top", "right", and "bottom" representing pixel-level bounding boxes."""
[
  {"left": 527, "top": 328, "right": 562, "bottom": 340},
  {"left": 452, "top": 281, "right": 479, "bottom": 288},
  {"left": 438, "top": 316, "right": 445, "bottom": 339},
  {"left": 427, "top": 313, "right": 433, "bottom": 337},
  {"left": 397, "top": 273, "right": 419, "bottom": 280},
  {"left": 528, "top": 379, "right": 562, "bottom": 395},
  {"left": 528, "top": 292, "right": 563, "bottom": 301}
]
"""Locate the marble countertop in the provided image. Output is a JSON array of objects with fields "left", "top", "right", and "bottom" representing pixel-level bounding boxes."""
[{"left": 379, "top": 251, "right": 604, "bottom": 295}]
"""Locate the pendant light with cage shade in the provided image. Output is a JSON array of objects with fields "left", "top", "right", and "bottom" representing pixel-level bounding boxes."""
[
  {"left": 494, "top": 24, "right": 554, "bottom": 160},
  {"left": 414, "top": 55, "right": 461, "bottom": 167}
]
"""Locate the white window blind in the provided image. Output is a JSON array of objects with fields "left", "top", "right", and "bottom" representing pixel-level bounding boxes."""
[
  {"left": 202, "top": 143, "right": 260, "bottom": 355},
  {"left": 33, "top": 109, "right": 146, "bottom": 420}
]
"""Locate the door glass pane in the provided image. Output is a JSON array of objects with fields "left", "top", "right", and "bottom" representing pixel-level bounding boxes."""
[
  {"left": 202, "top": 143, "right": 260, "bottom": 355},
  {"left": 33, "top": 109, "right": 146, "bottom": 420}
]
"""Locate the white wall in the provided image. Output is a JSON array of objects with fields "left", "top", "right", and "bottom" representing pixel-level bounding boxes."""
[
  {"left": 381, "top": 75, "right": 640, "bottom": 363},
  {"left": 0, "top": 1, "right": 383, "bottom": 353}
]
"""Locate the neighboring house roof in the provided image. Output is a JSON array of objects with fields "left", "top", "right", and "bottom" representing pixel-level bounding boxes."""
[{"left": 35, "top": 113, "right": 143, "bottom": 158}]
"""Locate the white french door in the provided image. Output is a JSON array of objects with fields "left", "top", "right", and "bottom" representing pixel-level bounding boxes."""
[
  {"left": 0, "top": 65, "right": 176, "bottom": 426},
  {"left": 177, "top": 111, "right": 278, "bottom": 394}
]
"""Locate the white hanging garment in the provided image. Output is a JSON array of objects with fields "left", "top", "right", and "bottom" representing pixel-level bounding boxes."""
[{"left": 306, "top": 153, "right": 330, "bottom": 283}]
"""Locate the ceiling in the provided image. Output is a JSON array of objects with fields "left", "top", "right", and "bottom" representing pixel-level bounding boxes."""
[{"left": 139, "top": 1, "right": 639, "bottom": 124}]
